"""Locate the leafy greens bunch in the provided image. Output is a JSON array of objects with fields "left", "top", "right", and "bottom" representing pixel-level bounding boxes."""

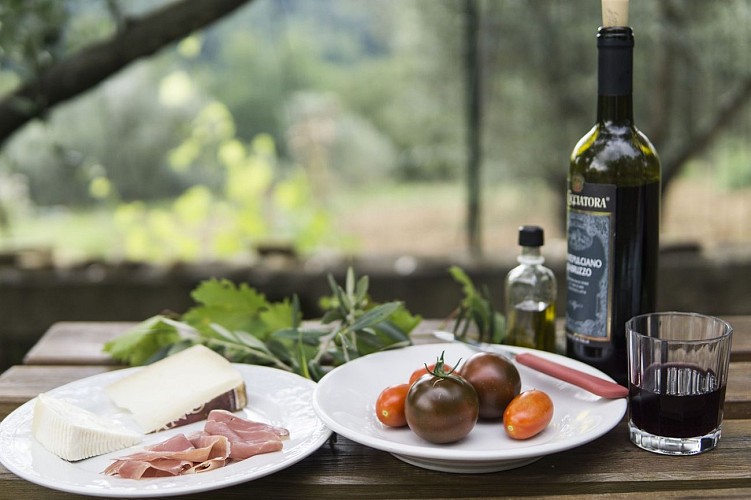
[
  {"left": 446, "top": 265, "right": 506, "bottom": 345},
  {"left": 104, "top": 268, "right": 421, "bottom": 381}
]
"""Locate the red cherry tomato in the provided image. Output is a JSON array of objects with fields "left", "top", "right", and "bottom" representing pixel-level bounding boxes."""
[
  {"left": 375, "top": 383, "right": 411, "bottom": 427},
  {"left": 503, "top": 390, "right": 554, "bottom": 440},
  {"left": 409, "top": 362, "right": 456, "bottom": 385}
]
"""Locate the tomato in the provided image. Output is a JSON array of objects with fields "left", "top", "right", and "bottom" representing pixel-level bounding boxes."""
[
  {"left": 409, "top": 362, "right": 456, "bottom": 385},
  {"left": 375, "top": 383, "right": 411, "bottom": 427},
  {"left": 503, "top": 389, "right": 554, "bottom": 440},
  {"left": 460, "top": 352, "right": 521, "bottom": 419},
  {"left": 405, "top": 356, "right": 479, "bottom": 444}
]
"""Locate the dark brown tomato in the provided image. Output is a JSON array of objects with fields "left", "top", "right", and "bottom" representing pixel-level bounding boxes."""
[
  {"left": 405, "top": 374, "right": 479, "bottom": 444},
  {"left": 460, "top": 352, "right": 521, "bottom": 419}
]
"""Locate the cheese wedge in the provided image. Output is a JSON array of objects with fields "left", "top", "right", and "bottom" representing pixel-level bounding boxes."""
[
  {"left": 105, "top": 344, "right": 247, "bottom": 433},
  {"left": 32, "top": 393, "right": 142, "bottom": 461}
]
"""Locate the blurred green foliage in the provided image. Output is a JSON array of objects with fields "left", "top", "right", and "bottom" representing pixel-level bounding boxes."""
[
  {"left": 113, "top": 103, "right": 335, "bottom": 262},
  {"left": 0, "top": 0, "right": 748, "bottom": 261}
]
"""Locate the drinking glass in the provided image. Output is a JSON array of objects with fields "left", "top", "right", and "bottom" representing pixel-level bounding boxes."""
[{"left": 626, "top": 312, "right": 733, "bottom": 455}]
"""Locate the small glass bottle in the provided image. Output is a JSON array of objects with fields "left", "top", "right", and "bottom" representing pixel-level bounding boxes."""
[{"left": 504, "top": 225, "right": 557, "bottom": 352}]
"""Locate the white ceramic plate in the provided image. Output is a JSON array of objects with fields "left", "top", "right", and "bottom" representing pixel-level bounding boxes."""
[
  {"left": 313, "top": 343, "right": 626, "bottom": 473},
  {"left": 0, "top": 364, "right": 331, "bottom": 497}
]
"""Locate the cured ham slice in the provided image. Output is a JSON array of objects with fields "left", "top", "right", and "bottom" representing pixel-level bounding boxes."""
[
  {"left": 103, "top": 433, "right": 230, "bottom": 479},
  {"left": 207, "top": 409, "right": 290, "bottom": 439},
  {"left": 203, "top": 410, "right": 288, "bottom": 460},
  {"left": 104, "top": 458, "right": 194, "bottom": 478},
  {"left": 104, "top": 412, "right": 288, "bottom": 479},
  {"left": 204, "top": 421, "right": 283, "bottom": 460}
]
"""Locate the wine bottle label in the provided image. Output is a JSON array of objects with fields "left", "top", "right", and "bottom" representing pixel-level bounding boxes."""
[{"left": 565, "top": 178, "right": 616, "bottom": 342}]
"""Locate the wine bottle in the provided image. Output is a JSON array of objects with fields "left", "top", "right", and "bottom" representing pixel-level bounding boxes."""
[{"left": 565, "top": 1, "right": 660, "bottom": 385}]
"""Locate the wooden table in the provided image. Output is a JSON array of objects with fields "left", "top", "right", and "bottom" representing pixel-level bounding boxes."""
[{"left": 2, "top": 318, "right": 750, "bottom": 499}]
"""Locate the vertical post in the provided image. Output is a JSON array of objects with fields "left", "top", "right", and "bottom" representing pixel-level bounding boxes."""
[{"left": 463, "top": 0, "right": 482, "bottom": 258}]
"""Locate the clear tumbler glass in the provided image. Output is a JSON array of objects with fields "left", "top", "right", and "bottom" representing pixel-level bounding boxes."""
[{"left": 626, "top": 312, "right": 733, "bottom": 455}]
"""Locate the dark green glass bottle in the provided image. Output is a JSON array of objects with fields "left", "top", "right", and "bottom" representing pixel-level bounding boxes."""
[{"left": 565, "top": 26, "right": 661, "bottom": 386}]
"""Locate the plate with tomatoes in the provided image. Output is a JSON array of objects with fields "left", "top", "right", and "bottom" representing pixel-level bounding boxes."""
[{"left": 312, "top": 343, "right": 626, "bottom": 473}]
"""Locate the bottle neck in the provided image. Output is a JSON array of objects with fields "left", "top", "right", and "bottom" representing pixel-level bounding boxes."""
[
  {"left": 597, "top": 95, "right": 633, "bottom": 124},
  {"left": 518, "top": 246, "right": 544, "bottom": 265},
  {"left": 596, "top": 26, "right": 634, "bottom": 124}
]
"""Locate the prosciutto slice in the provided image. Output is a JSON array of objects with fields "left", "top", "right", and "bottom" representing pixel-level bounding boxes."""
[
  {"left": 104, "top": 412, "right": 288, "bottom": 479},
  {"left": 103, "top": 433, "right": 230, "bottom": 478},
  {"left": 104, "top": 458, "right": 194, "bottom": 478},
  {"left": 207, "top": 409, "right": 290, "bottom": 439}
]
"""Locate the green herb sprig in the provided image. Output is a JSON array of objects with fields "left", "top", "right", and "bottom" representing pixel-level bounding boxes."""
[
  {"left": 446, "top": 265, "right": 506, "bottom": 345},
  {"left": 103, "top": 267, "right": 421, "bottom": 381}
]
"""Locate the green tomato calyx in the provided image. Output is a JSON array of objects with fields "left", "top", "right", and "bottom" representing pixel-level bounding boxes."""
[{"left": 425, "top": 351, "right": 461, "bottom": 379}]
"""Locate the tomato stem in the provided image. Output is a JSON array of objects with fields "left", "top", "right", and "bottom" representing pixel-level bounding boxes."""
[{"left": 425, "top": 351, "right": 461, "bottom": 379}]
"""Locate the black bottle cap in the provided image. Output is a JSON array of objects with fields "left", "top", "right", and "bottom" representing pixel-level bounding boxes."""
[{"left": 518, "top": 225, "right": 544, "bottom": 247}]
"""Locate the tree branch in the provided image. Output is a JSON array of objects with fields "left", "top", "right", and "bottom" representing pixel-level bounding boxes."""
[
  {"left": 662, "top": 76, "right": 751, "bottom": 192},
  {"left": 0, "top": 0, "right": 254, "bottom": 147}
]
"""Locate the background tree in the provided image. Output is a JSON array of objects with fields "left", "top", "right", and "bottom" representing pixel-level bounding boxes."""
[
  {"left": 0, "top": 0, "right": 253, "bottom": 147},
  {"left": 459, "top": 0, "right": 751, "bottom": 235},
  {"left": 0, "top": 0, "right": 747, "bottom": 259}
]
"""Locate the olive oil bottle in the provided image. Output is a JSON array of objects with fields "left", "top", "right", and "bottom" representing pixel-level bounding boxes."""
[
  {"left": 565, "top": 1, "right": 660, "bottom": 385},
  {"left": 505, "top": 226, "right": 557, "bottom": 352}
]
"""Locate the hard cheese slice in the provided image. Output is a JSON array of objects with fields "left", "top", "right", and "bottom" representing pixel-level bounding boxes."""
[
  {"left": 32, "top": 393, "right": 142, "bottom": 461},
  {"left": 106, "top": 344, "right": 247, "bottom": 433}
]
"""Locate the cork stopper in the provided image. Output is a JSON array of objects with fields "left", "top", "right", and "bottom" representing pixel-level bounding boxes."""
[{"left": 602, "top": 0, "right": 629, "bottom": 27}]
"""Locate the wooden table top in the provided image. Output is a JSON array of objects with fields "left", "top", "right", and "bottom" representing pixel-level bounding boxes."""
[{"left": 2, "top": 317, "right": 750, "bottom": 499}]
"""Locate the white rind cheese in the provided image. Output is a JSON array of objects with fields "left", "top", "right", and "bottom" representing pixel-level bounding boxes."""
[
  {"left": 105, "top": 344, "right": 245, "bottom": 433},
  {"left": 32, "top": 393, "right": 142, "bottom": 462}
]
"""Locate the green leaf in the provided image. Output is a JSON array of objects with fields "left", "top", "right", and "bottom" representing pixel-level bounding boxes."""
[
  {"left": 354, "top": 275, "right": 369, "bottom": 304},
  {"left": 307, "top": 361, "right": 327, "bottom": 381},
  {"left": 229, "top": 328, "right": 269, "bottom": 351},
  {"left": 191, "top": 278, "right": 268, "bottom": 311},
  {"left": 354, "top": 329, "right": 382, "bottom": 351},
  {"left": 182, "top": 279, "right": 270, "bottom": 336},
  {"left": 345, "top": 267, "right": 355, "bottom": 297},
  {"left": 320, "top": 309, "right": 342, "bottom": 324},
  {"left": 333, "top": 283, "right": 351, "bottom": 312},
  {"left": 449, "top": 266, "right": 506, "bottom": 344},
  {"left": 259, "top": 299, "right": 299, "bottom": 333},
  {"left": 103, "top": 316, "right": 183, "bottom": 366},
  {"left": 448, "top": 265, "right": 478, "bottom": 305},
  {"left": 272, "top": 327, "right": 329, "bottom": 345},
  {"left": 297, "top": 337, "right": 311, "bottom": 380},
  {"left": 204, "top": 333, "right": 281, "bottom": 367},
  {"left": 102, "top": 270, "right": 422, "bottom": 382},
  {"left": 145, "top": 339, "right": 196, "bottom": 365},
  {"left": 372, "top": 320, "right": 412, "bottom": 344},
  {"left": 318, "top": 294, "right": 337, "bottom": 312},
  {"left": 386, "top": 304, "right": 422, "bottom": 334},
  {"left": 350, "top": 301, "right": 402, "bottom": 331}
]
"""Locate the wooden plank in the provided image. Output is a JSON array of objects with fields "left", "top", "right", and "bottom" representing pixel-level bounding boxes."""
[
  {"left": 726, "top": 315, "right": 751, "bottom": 362},
  {"left": 1, "top": 363, "right": 750, "bottom": 498},
  {"left": 0, "top": 365, "right": 118, "bottom": 420},
  {"left": 22, "top": 316, "right": 751, "bottom": 367},
  {"left": 0, "top": 423, "right": 749, "bottom": 498},
  {"left": 20, "top": 319, "right": 450, "bottom": 366},
  {"left": 726, "top": 361, "right": 751, "bottom": 419},
  {"left": 22, "top": 322, "right": 134, "bottom": 365},
  {"left": 2, "top": 317, "right": 750, "bottom": 498}
]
